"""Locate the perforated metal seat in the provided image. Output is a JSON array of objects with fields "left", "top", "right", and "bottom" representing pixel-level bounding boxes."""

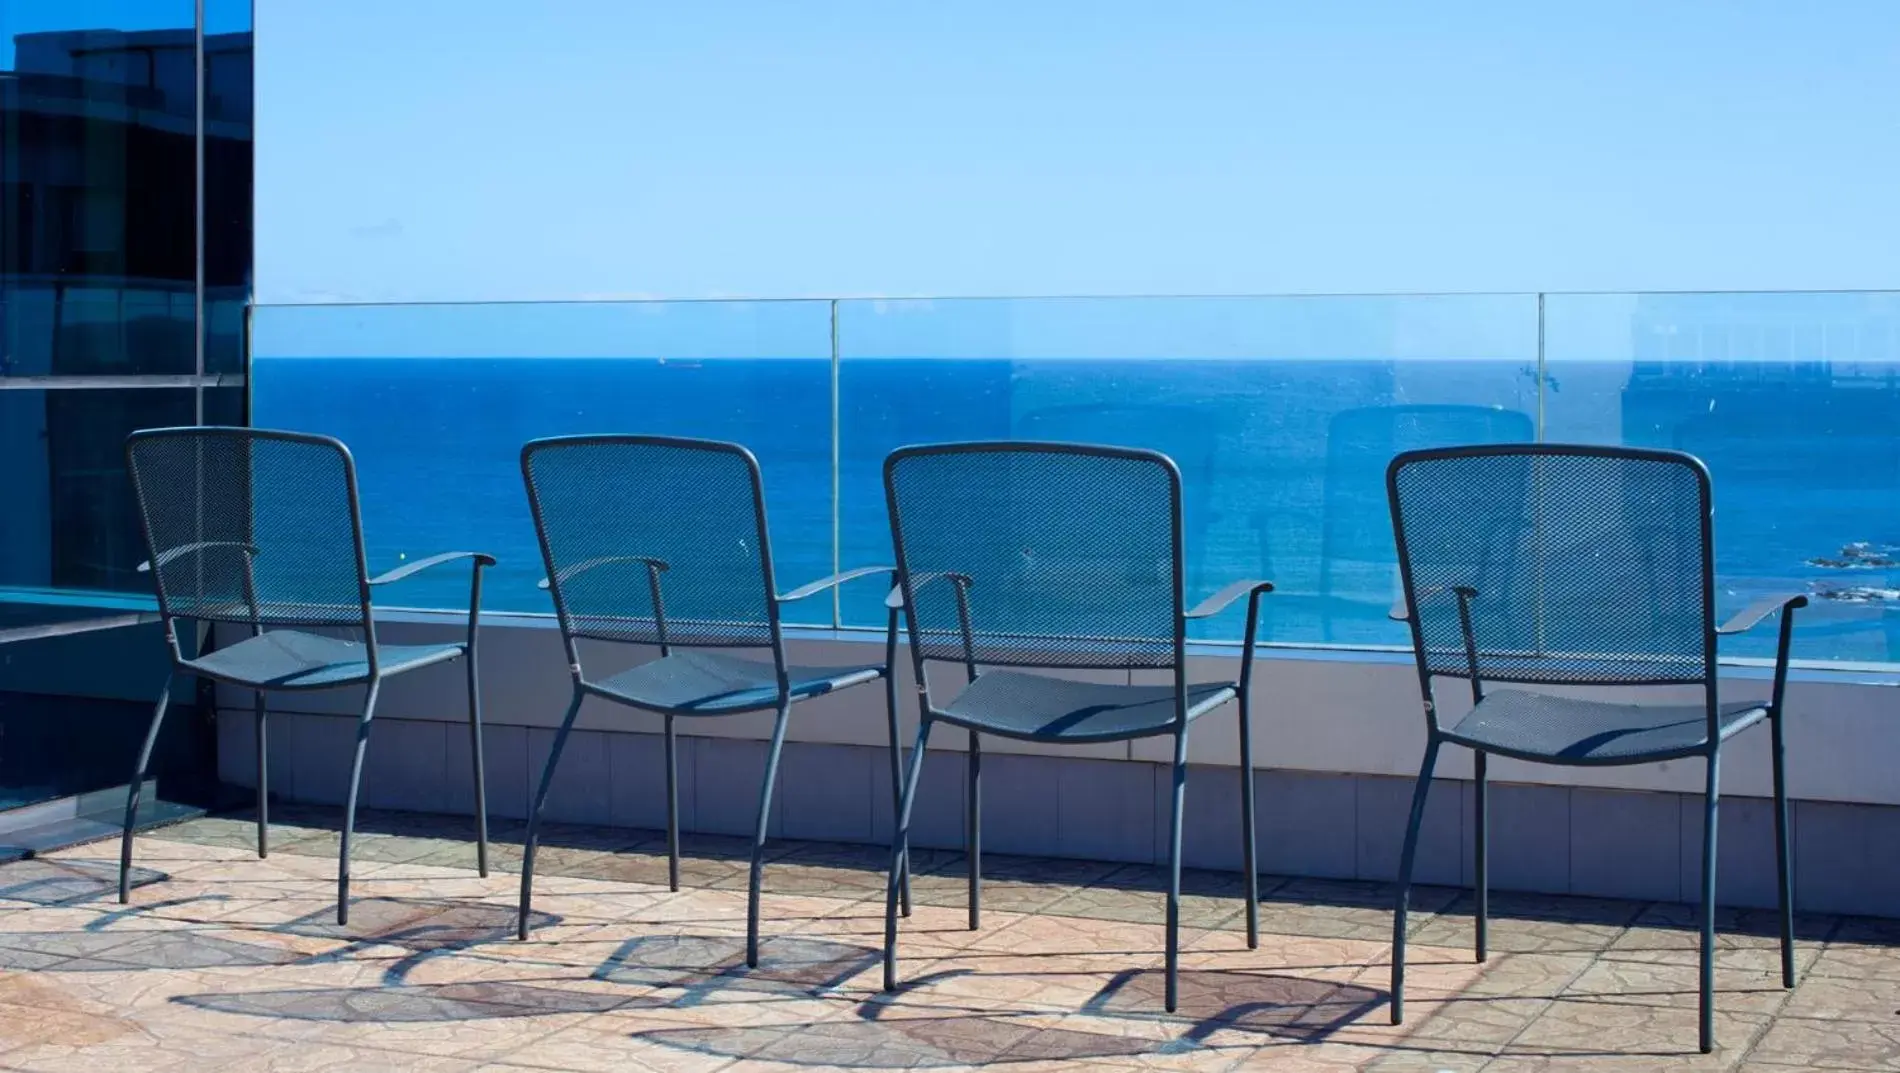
[
  {"left": 1443, "top": 690, "right": 1768, "bottom": 765},
  {"left": 938, "top": 671, "right": 1237, "bottom": 743},
  {"left": 880, "top": 442, "right": 1275, "bottom": 1014},
  {"left": 517, "top": 435, "right": 906, "bottom": 969},
  {"left": 123, "top": 427, "right": 494, "bottom": 925},
  {"left": 183, "top": 632, "right": 466, "bottom": 689},
  {"left": 593, "top": 651, "right": 882, "bottom": 714},
  {"left": 1385, "top": 444, "right": 1807, "bottom": 1054}
]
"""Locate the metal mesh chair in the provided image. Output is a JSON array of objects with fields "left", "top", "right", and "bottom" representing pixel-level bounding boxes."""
[
  {"left": 517, "top": 435, "right": 907, "bottom": 966},
  {"left": 123, "top": 427, "right": 494, "bottom": 923},
  {"left": 1386, "top": 444, "right": 1804, "bottom": 1054},
  {"left": 880, "top": 442, "right": 1273, "bottom": 1012}
]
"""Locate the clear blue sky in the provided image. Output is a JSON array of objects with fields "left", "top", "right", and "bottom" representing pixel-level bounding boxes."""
[{"left": 251, "top": 1, "right": 1899, "bottom": 309}]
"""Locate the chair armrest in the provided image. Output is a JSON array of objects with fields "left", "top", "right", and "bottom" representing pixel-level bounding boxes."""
[
  {"left": 369, "top": 551, "right": 497, "bottom": 586},
  {"left": 538, "top": 555, "right": 668, "bottom": 591},
  {"left": 1185, "top": 579, "right": 1273, "bottom": 619},
  {"left": 139, "top": 540, "right": 259, "bottom": 573},
  {"left": 1717, "top": 593, "right": 1809, "bottom": 635},
  {"left": 779, "top": 566, "right": 895, "bottom": 604},
  {"left": 884, "top": 571, "right": 974, "bottom": 610},
  {"left": 1389, "top": 584, "right": 1478, "bottom": 621}
]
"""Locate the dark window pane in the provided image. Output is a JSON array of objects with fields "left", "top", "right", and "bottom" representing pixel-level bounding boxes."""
[
  {"left": 203, "top": 382, "right": 245, "bottom": 426},
  {"left": 2, "top": 2, "right": 199, "bottom": 375},
  {"left": 0, "top": 387, "right": 196, "bottom": 595},
  {"left": 203, "top": 1, "right": 252, "bottom": 376}
]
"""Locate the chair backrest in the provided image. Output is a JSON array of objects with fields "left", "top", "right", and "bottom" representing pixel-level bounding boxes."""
[
  {"left": 1387, "top": 444, "right": 1714, "bottom": 687},
  {"left": 125, "top": 427, "right": 372, "bottom": 634},
  {"left": 521, "top": 436, "right": 778, "bottom": 653},
  {"left": 884, "top": 442, "right": 1184, "bottom": 671},
  {"left": 1016, "top": 401, "right": 1223, "bottom": 592}
]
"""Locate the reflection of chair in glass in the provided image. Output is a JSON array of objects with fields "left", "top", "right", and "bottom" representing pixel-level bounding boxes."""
[
  {"left": 1386, "top": 445, "right": 1804, "bottom": 1054},
  {"left": 123, "top": 427, "right": 494, "bottom": 923},
  {"left": 879, "top": 443, "right": 1273, "bottom": 1011},
  {"left": 1320, "top": 405, "right": 1532, "bottom": 641},
  {"left": 516, "top": 436, "right": 907, "bottom": 966}
]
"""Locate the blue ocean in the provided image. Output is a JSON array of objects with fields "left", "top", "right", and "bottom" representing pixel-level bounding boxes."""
[{"left": 253, "top": 357, "right": 1900, "bottom": 664}]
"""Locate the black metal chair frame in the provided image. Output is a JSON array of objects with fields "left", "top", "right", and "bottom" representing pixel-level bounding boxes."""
[
  {"left": 122, "top": 427, "right": 493, "bottom": 924},
  {"left": 879, "top": 441, "right": 1273, "bottom": 1012},
  {"left": 515, "top": 434, "right": 911, "bottom": 967},
  {"left": 1385, "top": 443, "right": 1804, "bottom": 1054}
]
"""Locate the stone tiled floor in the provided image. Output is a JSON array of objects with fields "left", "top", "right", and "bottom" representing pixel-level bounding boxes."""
[{"left": 0, "top": 805, "right": 1889, "bottom": 1070}]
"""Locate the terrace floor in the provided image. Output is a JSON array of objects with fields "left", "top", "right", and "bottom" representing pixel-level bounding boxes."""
[{"left": 0, "top": 806, "right": 1890, "bottom": 1072}]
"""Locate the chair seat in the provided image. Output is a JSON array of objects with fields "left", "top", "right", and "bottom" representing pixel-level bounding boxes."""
[
  {"left": 591, "top": 650, "right": 883, "bottom": 714},
  {"left": 936, "top": 669, "right": 1237, "bottom": 743},
  {"left": 1444, "top": 688, "right": 1769, "bottom": 765},
  {"left": 182, "top": 630, "right": 465, "bottom": 689}
]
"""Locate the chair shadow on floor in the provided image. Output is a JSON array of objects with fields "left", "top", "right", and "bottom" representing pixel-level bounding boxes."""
[
  {"left": 0, "top": 888, "right": 567, "bottom": 986},
  {"left": 1088, "top": 967, "right": 1385, "bottom": 1046},
  {"left": 593, "top": 932, "right": 882, "bottom": 1005},
  {"left": 171, "top": 896, "right": 609, "bottom": 1022},
  {"left": 0, "top": 858, "right": 166, "bottom": 906},
  {"left": 0, "top": 859, "right": 309, "bottom": 974},
  {"left": 170, "top": 928, "right": 874, "bottom": 1026},
  {"left": 638, "top": 963, "right": 1386, "bottom": 1068}
]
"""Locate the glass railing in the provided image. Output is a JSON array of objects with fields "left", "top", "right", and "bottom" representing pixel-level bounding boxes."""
[
  {"left": 251, "top": 290, "right": 1900, "bottom": 665},
  {"left": 250, "top": 301, "right": 837, "bottom": 623}
]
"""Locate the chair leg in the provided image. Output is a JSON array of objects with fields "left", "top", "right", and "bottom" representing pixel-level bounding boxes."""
[
  {"left": 254, "top": 690, "right": 269, "bottom": 859},
  {"left": 746, "top": 702, "right": 794, "bottom": 969},
  {"left": 885, "top": 718, "right": 935, "bottom": 992},
  {"left": 1699, "top": 749, "right": 1722, "bottom": 1055},
  {"left": 1165, "top": 730, "right": 1189, "bottom": 1013},
  {"left": 1390, "top": 736, "right": 1441, "bottom": 1026},
  {"left": 119, "top": 679, "right": 173, "bottom": 904},
  {"left": 1770, "top": 710, "right": 1795, "bottom": 989},
  {"left": 337, "top": 678, "right": 383, "bottom": 926},
  {"left": 1237, "top": 692, "right": 1259, "bottom": 950},
  {"left": 518, "top": 687, "right": 583, "bottom": 940},
  {"left": 885, "top": 667, "right": 911, "bottom": 917},
  {"left": 465, "top": 638, "right": 489, "bottom": 878},
  {"left": 664, "top": 713, "right": 681, "bottom": 893},
  {"left": 1474, "top": 749, "right": 1489, "bottom": 963},
  {"left": 967, "top": 730, "right": 982, "bottom": 931}
]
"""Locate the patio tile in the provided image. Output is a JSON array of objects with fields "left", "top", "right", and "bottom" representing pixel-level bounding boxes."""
[
  {"left": 220, "top": 1043, "right": 491, "bottom": 1071},
  {"left": 0, "top": 803, "right": 1882, "bottom": 1073},
  {"left": 506, "top": 992, "right": 857, "bottom": 1071},
  {"left": 1041, "top": 865, "right": 1250, "bottom": 932},
  {"left": 1559, "top": 958, "right": 1794, "bottom": 1017},
  {"left": 0, "top": 1029, "right": 298, "bottom": 1073},
  {"left": 1188, "top": 928, "right": 1390, "bottom": 985},
  {"left": 1393, "top": 991, "right": 1552, "bottom": 1048},
  {"left": 1779, "top": 973, "right": 1900, "bottom": 1022},
  {"left": 1809, "top": 915, "right": 1900, "bottom": 982},
  {"left": 1494, "top": 1005, "right": 1768, "bottom": 1068},
  {"left": 911, "top": 851, "right": 1121, "bottom": 917},
  {"left": 1409, "top": 891, "right": 1646, "bottom": 956},
  {"left": 1258, "top": 877, "right": 1461, "bottom": 944},
  {"left": 1349, "top": 950, "right": 1589, "bottom": 1049},
  {"left": 1745, "top": 1015, "right": 1900, "bottom": 1070},
  {"left": 1605, "top": 903, "right": 1833, "bottom": 975},
  {"left": 887, "top": 951, "right": 1157, "bottom": 1018}
]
